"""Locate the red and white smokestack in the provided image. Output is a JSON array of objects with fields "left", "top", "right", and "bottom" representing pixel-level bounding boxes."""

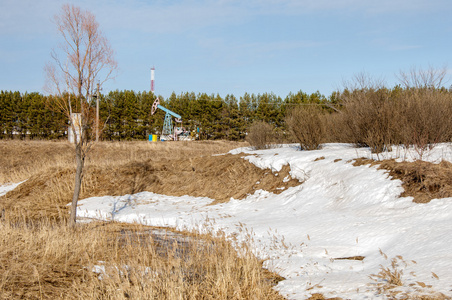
[{"left": 151, "top": 66, "right": 155, "bottom": 93}]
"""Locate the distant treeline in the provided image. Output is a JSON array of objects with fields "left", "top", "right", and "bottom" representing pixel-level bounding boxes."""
[{"left": 0, "top": 90, "right": 334, "bottom": 141}]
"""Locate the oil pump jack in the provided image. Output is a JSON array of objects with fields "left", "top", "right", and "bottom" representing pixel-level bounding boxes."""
[
  {"left": 149, "top": 67, "right": 191, "bottom": 141},
  {"left": 151, "top": 98, "right": 188, "bottom": 141}
]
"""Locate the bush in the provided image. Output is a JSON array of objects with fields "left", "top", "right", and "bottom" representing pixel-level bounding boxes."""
[
  {"left": 246, "top": 121, "right": 275, "bottom": 150},
  {"left": 329, "top": 69, "right": 452, "bottom": 155},
  {"left": 334, "top": 88, "right": 400, "bottom": 153},
  {"left": 397, "top": 88, "right": 452, "bottom": 158},
  {"left": 326, "top": 86, "right": 452, "bottom": 155},
  {"left": 286, "top": 106, "right": 325, "bottom": 150}
]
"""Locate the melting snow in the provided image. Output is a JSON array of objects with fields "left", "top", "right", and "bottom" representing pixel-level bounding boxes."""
[{"left": 2, "top": 144, "right": 452, "bottom": 299}]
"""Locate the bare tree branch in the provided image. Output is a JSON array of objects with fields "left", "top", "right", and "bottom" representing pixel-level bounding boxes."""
[
  {"left": 397, "top": 65, "right": 449, "bottom": 89},
  {"left": 45, "top": 4, "right": 117, "bottom": 227}
]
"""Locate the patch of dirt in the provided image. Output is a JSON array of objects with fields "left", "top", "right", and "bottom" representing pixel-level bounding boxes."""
[{"left": 353, "top": 158, "right": 452, "bottom": 203}]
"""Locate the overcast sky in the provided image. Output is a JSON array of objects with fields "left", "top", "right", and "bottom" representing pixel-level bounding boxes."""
[{"left": 1, "top": 0, "right": 451, "bottom": 99}]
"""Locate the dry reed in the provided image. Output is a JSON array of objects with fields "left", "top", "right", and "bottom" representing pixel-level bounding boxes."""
[
  {"left": 368, "top": 252, "right": 450, "bottom": 300},
  {"left": 0, "top": 219, "right": 284, "bottom": 299},
  {"left": 1, "top": 140, "right": 299, "bottom": 223},
  {"left": 0, "top": 140, "right": 287, "bottom": 299}
]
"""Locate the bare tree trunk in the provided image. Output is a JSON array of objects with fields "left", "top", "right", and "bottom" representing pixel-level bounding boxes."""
[
  {"left": 69, "top": 142, "right": 84, "bottom": 227},
  {"left": 45, "top": 4, "right": 117, "bottom": 227}
]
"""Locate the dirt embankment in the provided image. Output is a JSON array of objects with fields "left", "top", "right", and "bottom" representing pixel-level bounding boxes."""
[
  {"left": 108, "top": 153, "right": 300, "bottom": 203},
  {"left": 1, "top": 153, "right": 300, "bottom": 221},
  {"left": 354, "top": 158, "right": 452, "bottom": 203},
  {"left": 3, "top": 139, "right": 450, "bottom": 222}
]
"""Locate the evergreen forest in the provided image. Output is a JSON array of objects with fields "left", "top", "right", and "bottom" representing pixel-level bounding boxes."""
[{"left": 0, "top": 90, "right": 331, "bottom": 141}]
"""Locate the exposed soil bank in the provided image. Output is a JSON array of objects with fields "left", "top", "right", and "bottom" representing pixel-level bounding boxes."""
[
  {"left": 353, "top": 158, "right": 452, "bottom": 203},
  {"left": 1, "top": 152, "right": 301, "bottom": 221}
]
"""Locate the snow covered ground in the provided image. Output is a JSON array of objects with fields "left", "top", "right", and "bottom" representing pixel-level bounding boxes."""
[
  {"left": 0, "top": 181, "right": 24, "bottom": 197},
  {"left": 2, "top": 143, "right": 452, "bottom": 299}
]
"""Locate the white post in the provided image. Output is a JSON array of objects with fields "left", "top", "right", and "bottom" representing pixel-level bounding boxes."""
[{"left": 96, "top": 82, "right": 100, "bottom": 142}]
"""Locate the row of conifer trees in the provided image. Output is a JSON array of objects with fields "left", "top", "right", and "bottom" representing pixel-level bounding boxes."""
[
  {"left": 0, "top": 90, "right": 330, "bottom": 141},
  {"left": 4, "top": 86, "right": 450, "bottom": 150}
]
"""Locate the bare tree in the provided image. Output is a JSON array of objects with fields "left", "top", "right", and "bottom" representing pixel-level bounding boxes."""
[
  {"left": 397, "top": 65, "right": 448, "bottom": 89},
  {"left": 341, "top": 72, "right": 387, "bottom": 94},
  {"left": 45, "top": 4, "right": 117, "bottom": 227}
]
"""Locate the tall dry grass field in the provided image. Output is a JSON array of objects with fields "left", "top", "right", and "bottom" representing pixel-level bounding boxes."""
[
  {"left": 0, "top": 140, "right": 246, "bottom": 184},
  {"left": 0, "top": 140, "right": 241, "bottom": 220},
  {"left": 1, "top": 140, "right": 298, "bottom": 223},
  {"left": 0, "top": 140, "right": 287, "bottom": 299},
  {"left": 0, "top": 219, "right": 284, "bottom": 299}
]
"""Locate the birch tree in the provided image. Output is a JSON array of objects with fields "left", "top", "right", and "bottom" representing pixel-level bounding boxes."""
[{"left": 45, "top": 4, "right": 117, "bottom": 227}]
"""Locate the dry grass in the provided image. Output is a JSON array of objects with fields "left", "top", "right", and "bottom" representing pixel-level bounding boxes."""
[
  {"left": 0, "top": 140, "right": 288, "bottom": 299},
  {"left": 0, "top": 140, "right": 300, "bottom": 222},
  {"left": 353, "top": 158, "right": 452, "bottom": 203},
  {"left": 0, "top": 219, "right": 285, "bottom": 299},
  {"left": 370, "top": 256, "right": 404, "bottom": 292},
  {"left": 306, "top": 294, "right": 343, "bottom": 300},
  {"left": 0, "top": 140, "right": 73, "bottom": 183},
  {"left": 368, "top": 252, "right": 451, "bottom": 300},
  {"left": 0, "top": 140, "right": 246, "bottom": 184}
]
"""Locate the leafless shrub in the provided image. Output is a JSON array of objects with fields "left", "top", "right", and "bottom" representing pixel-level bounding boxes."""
[
  {"left": 334, "top": 88, "right": 400, "bottom": 153},
  {"left": 286, "top": 106, "right": 325, "bottom": 150},
  {"left": 397, "top": 65, "right": 448, "bottom": 90},
  {"left": 342, "top": 71, "right": 386, "bottom": 91},
  {"left": 331, "top": 69, "right": 452, "bottom": 155},
  {"left": 397, "top": 86, "right": 452, "bottom": 159},
  {"left": 323, "top": 111, "right": 345, "bottom": 143},
  {"left": 246, "top": 121, "right": 275, "bottom": 150}
]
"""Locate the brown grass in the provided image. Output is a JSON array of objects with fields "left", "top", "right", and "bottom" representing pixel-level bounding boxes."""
[
  {"left": 353, "top": 158, "right": 452, "bottom": 203},
  {"left": 368, "top": 252, "right": 451, "bottom": 300},
  {"left": 0, "top": 140, "right": 300, "bottom": 222},
  {"left": 0, "top": 140, "right": 73, "bottom": 183},
  {"left": 0, "top": 140, "right": 288, "bottom": 299},
  {"left": 306, "top": 293, "right": 343, "bottom": 300},
  {"left": 0, "top": 140, "right": 246, "bottom": 184},
  {"left": 0, "top": 219, "right": 285, "bottom": 299}
]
